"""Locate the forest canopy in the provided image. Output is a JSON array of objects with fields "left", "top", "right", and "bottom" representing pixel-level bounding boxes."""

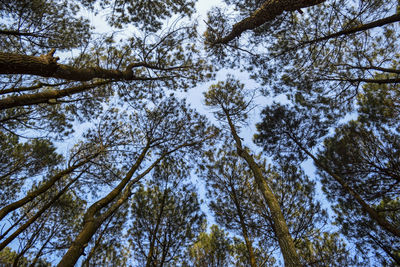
[{"left": 0, "top": 0, "right": 399, "bottom": 266}]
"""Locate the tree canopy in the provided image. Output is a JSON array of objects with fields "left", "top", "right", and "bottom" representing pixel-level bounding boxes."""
[{"left": 0, "top": 0, "right": 399, "bottom": 266}]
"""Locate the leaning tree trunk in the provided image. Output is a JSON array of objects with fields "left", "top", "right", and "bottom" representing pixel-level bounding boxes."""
[
  {"left": 289, "top": 135, "right": 400, "bottom": 238},
  {"left": 225, "top": 112, "right": 301, "bottom": 267},
  {"left": 57, "top": 136, "right": 215, "bottom": 267}
]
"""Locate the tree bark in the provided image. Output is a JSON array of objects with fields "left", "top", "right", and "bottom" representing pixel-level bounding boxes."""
[
  {"left": 83, "top": 144, "right": 150, "bottom": 223},
  {"left": 214, "top": 0, "right": 325, "bottom": 44},
  {"left": 224, "top": 112, "right": 301, "bottom": 267},
  {"left": 57, "top": 134, "right": 215, "bottom": 267},
  {"left": 0, "top": 80, "right": 111, "bottom": 110},
  {"left": 0, "top": 49, "right": 182, "bottom": 82}
]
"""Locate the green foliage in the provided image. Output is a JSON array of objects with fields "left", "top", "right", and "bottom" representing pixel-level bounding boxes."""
[
  {"left": 0, "top": 132, "right": 63, "bottom": 205},
  {"left": 0, "top": 247, "right": 30, "bottom": 266},
  {"left": 80, "top": 0, "right": 197, "bottom": 32},
  {"left": 188, "top": 224, "right": 234, "bottom": 267},
  {"left": 357, "top": 76, "right": 400, "bottom": 129},
  {"left": 127, "top": 163, "right": 204, "bottom": 266},
  {"left": 1, "top": 0, "right": 400, "bottom": 265},
  {"left": 254, "top": 103, "right": 331, "bottom": 162},
  {"left": 204, "top": 77, "right": 253, "bottom": 124},
  {"left": 0, "top": 0, "right": 91, "bottom": 52},
  {"left": 296, "top": 232, "right": 357, "bottom": 266},
  {"left": 317, "top": 120, "right": 400, "bottom": 265}
]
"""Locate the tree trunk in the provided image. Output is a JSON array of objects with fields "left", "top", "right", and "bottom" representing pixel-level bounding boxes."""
[
  {"left": 289, "top": 134, "right": 400, "bottom": 238},
  {"left": 224, "top": 113, "right": 301, "bottom": 267},
  {"left": 229, "top": 183, "right": 257, "bottom": 267},
  {"left": 57, "top": 219, "right": 102, "bottom": 267},
  {"left": 57, "top": 136, "right": 215, "bottom": 267}
]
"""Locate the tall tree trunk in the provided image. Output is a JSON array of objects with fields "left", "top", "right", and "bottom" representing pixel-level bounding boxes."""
[
  {"left": 224, "top": 112, "right": 300, "bottom": 267},
  {"left": 84, "top": 144, "right": 150, "bottom": 221},
  {"left": 58, "top": 219, "right": 103, "bottom": 267},
  {"left": 57, "top": 136, "right": 215, "bottom": 267},
  {"left": 57, "top": 145, "right": 151, "bottom": 266},
  {"left": 229, "top": 182, "right": 257, "bottom": 267},
  {"left": 288, "top": 133, "right": 400, "bottom": 238},
  {"left": 146, "top": 190, "right": 168, "bottom": 267}
]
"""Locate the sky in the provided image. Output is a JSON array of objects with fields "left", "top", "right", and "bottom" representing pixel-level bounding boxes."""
[
  {"left": 3, "top": 0, "right": 341, "bottom": 264},
  {"left": 76, "top": 0, "right": 267, "bottom": 159},
  {"left": 74, "top": 0, "right": 334, "bottom": 226}
]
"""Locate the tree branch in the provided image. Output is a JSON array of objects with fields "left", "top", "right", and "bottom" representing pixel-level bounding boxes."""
[
  {"left": 213, "top": 0, "right": 325, "bottom": 44},
  {"left": 0, "top": 80, "right": 112, "bottom": 110},
  {"left": 0, "top": 49, "right": 188, "bottom": 82},
  {"left": 299, "top": 13, "right": 400, "bottom": 47}
]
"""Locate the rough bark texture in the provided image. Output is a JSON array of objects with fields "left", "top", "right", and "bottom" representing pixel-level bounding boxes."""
[
  {"left": 225, "top": 113, "right": 301, "bottom": 267},
  {"left": 214, "top": 0, "right": 326, "bottom": 44},
  {"left": 57, "top": 220, "right": 102, "bottom": 267},
  {"left": 0, "top": 80, "right": 111, "bottom": 109},
  {"left": 0, "top": 49, "right": 176, "bottom": 81},
  {"left": 290, "top": 135, "right": 400, "bottom": 238}
]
